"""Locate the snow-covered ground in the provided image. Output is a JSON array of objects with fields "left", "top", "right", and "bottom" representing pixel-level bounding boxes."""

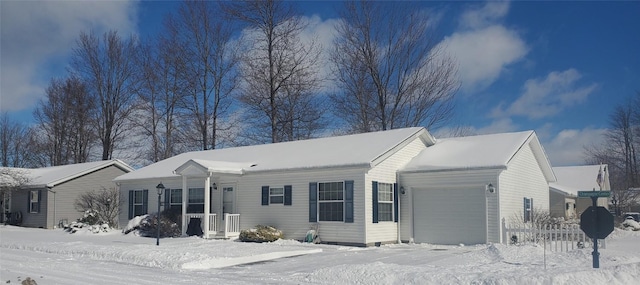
[{"left": 1, "top": 225, "right": 639, "bottom": 284}]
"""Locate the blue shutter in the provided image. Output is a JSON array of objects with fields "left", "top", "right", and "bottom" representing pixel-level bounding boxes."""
[
  {"left": 345, "top": 180, "right": 354, "bottom": 223},
  {"left": 142, "top": 190, "right": 149, "bottom": 214},
  {"left": 393, "top": 183, "right": 399, "bottom": 223},
  {"left": 284, "top": 185, "right": 292, "bottom": 205},
  {"left": 262, "top": 186, "right": 269, "bottom": 205},
  {"left": 37, "top": 190, "right": 42, "bottom": 213},
  {"left": 128, "top": 190, "right": 134, "bottom": 219},
  {"left": 372, "top": 181, "right": 379, "bottom": 223},
  {"left": 309, "top": 182, "right": 317, "bottom": 222}
]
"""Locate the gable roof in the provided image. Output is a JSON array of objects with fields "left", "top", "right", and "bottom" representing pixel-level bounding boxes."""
[
  {"left": 401, "top": 131, "right": 556, "bottom": 182},
  {"left": 550, "top": 164, "right": 610, "bottom": 196},
  {"left": 0, "top": 160, "right": 134, "bottom": 189},
  {"left": 115, "top": 127, "right": 436, "bottom": 182}
]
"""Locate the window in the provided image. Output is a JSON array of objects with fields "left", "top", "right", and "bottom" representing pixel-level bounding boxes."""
[
  {"left": 270, "top": 187, "right": 284, "bottom": 204},
  {"left": 29, "top": 190, "right": 40, "bottom": 213},
  {"left": 188, "top": 188, "right": 204, "bottom": 213},
  {"left": 377, "top": 183, "right": 393, "bottom": 222},
  {"left": 318, "top": 182, "right": 344, "bottom": 221},
  {"left": 524, "top": 197, "right": 533, "bottom": 222},
  {"left": 131, "top": 190, "right": 146, "bottom": 217},
  {"left": 168, "top": 189, "right": 182, "bottom": 210}
]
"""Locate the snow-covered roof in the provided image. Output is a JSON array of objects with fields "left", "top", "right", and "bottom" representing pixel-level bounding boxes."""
[
  {"left": 115, "top": 127, "right": 435, "bottom": 182},
  {"left": 401, "top": 131, "right": 556, "bottom": 182},
  {"left": 550, "top": 164, "right": 610, "bottom": 196},
  {"left": 1, "top": 160, "right": 134, "bottom": 189}
]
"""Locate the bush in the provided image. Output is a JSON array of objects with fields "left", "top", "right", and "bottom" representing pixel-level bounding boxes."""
[
  {"left": 622, "top": 219, "right": 640, "bottom": 231},
  {"left": 136, "top": 213, "right": 182, "bottom": 238},
  {"left": 239, "top": 225, "right": 283, "bottom": 243}
]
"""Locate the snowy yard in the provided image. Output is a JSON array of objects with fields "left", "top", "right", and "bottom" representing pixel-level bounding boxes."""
[{"left": 1, "top": 225, "right": 639, "bottom": 284}]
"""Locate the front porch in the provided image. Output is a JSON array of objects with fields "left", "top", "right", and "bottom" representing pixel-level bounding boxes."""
[{"left": 175, "top": 159, "right": 252, "bottom": 239}]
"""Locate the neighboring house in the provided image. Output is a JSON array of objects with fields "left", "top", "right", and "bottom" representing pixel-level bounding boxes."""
[
  {"left": 549, "top": 165, "right": 610, "bottom": 219},
  {"left": 0, "top": 160, "right": 133, "bottom": 229},
  {"left": 114, "top": 128, "right": 555, "bottom": 246},
  {"left": 399, "top": 131, "right": 555, "bottom": 245}
]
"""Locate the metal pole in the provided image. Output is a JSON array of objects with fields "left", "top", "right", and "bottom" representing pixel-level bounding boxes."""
[
  {"left": 591, "top": 196, "right": 599, "bottom": 268},
  {"left": 157, "top": 193, "right": 161, "bottom": 246}
]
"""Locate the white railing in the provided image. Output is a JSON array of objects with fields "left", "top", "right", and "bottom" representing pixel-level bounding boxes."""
[
  {"left": 224, "top": 213, "right": 241, "bottom": 238},
  {"left": 502, "top": 218, "right": 605, "bottom": 252},
  {"left": 185, "top": 213, "right": 218, "bottom": 233}
]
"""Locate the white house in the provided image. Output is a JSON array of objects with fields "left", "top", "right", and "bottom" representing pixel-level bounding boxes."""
[
  {"left": 399, "top": 131, "right": 555, "bottom": 245},
  {"left": 549, "top": 165, "right": 610, "bottom": 219},
  {"left": 0, "top": 160, "right": 134, "bottom": 228},
  {"left": 114, "top": 128, "right": 555, "bottom": 246}
]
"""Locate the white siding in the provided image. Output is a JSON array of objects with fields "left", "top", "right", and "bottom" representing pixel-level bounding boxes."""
[
  {"left": 498, "top": 141, "right": 550, "bottom": 241},
  {"left": 400, "top": 169, "right": 500, "bottom": 243},
  {"left": 365, "top": 137, "right": 427, "bottom": 244}
]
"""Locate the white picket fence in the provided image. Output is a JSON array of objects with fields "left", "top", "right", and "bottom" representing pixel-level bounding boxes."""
[{"left": 502, "top": 218, "right": 605, "bottom": 252}]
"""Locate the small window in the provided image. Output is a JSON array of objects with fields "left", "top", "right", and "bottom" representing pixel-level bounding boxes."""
[
  {"left": 270, "top": 187, "right": 284, "bottom": 204},
  {"left": 524, "top": 197, "right": 533, "bottom": 222},
  {"left": 29, "top": 190, "right": 40, "bottom": 213},
  {"left": 132, "top": 190, "right": 146, "bottom": 217},
  {"left": 377, "top": 183, "right": 393, "bottom": 222},
  {"left": 188, "top": 188, "right": 204, "bottom": 213},
  {"left": 169, "top": 189, "right": 182, "bottom": 210}
]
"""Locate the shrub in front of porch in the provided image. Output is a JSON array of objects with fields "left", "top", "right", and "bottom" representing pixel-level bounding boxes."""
[
  {"left": 239, "top": 225, "right": 283, "bottom": 243},
  {"left": 126, "top": 211, "right": 182, "bottom": 238}
]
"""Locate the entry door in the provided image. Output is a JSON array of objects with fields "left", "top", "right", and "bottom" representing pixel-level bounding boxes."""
[{"left": 222, "top": 186, "right": 235, "bottom": 216}]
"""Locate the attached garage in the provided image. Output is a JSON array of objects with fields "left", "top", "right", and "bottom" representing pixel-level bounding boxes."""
[{"left": 412, "top": 187, "right": 487, "bottom": 245}]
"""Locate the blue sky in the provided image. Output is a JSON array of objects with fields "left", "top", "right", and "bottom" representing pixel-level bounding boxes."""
[{"left": 1, "top": 0, "right": 639, "bottom": 166}]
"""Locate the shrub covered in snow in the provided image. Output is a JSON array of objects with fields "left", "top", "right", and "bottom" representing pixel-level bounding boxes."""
[
  {"left": 622, "top": 218, "right": 640, "bottom": 231},
  {"left": 239, "top": 225, "right": 283, "bottom": 243},
  {"left": 64, "top": 221, "right": 110, "bottom": 234},
  {"left": 122, "top": 212, "right": 181, "bottom": 238}
]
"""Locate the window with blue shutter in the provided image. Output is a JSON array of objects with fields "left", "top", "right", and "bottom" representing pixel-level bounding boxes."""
[{"left": 129, "top": 190, "right": 148, "bottom": 219}]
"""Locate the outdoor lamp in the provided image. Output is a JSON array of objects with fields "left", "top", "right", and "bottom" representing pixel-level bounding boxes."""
[
  {"left": 155, "top": 182, "right": 165, "bottom": 246},
  {"left": 486, "top": 183, "right": 495, "bottom": 193}
]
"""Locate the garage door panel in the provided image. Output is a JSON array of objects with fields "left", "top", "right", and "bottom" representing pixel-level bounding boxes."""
[{"left": 413, "top": 188, "right": 486, "bottom": 245}]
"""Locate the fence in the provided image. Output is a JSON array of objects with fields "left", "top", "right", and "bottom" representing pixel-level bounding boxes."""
[{"left": 502, "top": 218, "right": 605, "bottom": 252}]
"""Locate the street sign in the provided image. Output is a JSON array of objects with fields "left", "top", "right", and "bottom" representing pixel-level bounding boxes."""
[
  {"left": 577, "top": 191, "right": 611, "bottom": 198},
  {"left": 580, "top": 206, "right": 614, "bottom": 239}
]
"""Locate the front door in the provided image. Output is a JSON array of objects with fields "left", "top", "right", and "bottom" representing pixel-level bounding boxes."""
[{"left": 222, "top": 186, "right": 235, "bottom": 218}]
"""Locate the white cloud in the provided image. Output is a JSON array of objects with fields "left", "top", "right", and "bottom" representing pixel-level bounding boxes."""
[
  {"left": 541, "top": 128, "right": 607, "bottom": 166},
  {"left": 492, "top": 69, "right": 598, "bottom": 119},
  {"left": 439, "top": 1, "right": 527, "bottom": 93},
  {"left": 459, "top": 1, "right": 509, "bottom": 29},
  {"left": 0, "top": 0, "right": 138, "bottom": 112}
]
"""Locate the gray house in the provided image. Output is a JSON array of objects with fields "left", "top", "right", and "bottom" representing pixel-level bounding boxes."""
[{"left": 1, "top": 160, "right": 133, "bottom": 228}]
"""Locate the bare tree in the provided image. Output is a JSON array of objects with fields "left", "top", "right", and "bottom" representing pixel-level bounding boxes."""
[
  {"left": 74, "top": 187, "right": 121, "bottom": 228},
  {"left": 224, "top": 0, "right": 325, "bottom": 143},
  {"left": 0, "top": 113, "right": 39, "bottom": 167},
  {"left": 72, "top": 30, "right": 139, "bottom": 160},
  {"left": 164, "top": 1, "right": 240, "bottom": 151},
  {"left": 33, "top": 76, "right": 95, "bottom": 166},
  {"left": 330, "top": 1, "right": 459, "bottom": 133},
  {"left": 585, "top": 93, "right": 640, "bottom": 214}
]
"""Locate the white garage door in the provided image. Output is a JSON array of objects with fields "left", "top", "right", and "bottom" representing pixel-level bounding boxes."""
[{"left": 412, "top": 188, "right": 486, "bottom": 245}]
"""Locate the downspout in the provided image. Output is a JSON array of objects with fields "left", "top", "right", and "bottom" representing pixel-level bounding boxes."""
[
  {"left": 46, "top": 186, "right": 56, "bottom": 229},
  {"left": 396, "top": 172, "right": 401, "bottom": 244}
]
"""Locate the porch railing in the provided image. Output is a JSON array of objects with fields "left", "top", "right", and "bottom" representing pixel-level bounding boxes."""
[
  {"left": 184, "top": 213, "right": 240, "bottom": 238},
  {"left": 185, "top": 213, "right": 218, "bottom": 233},
  {"left": 224, "top": 213, "right": 241, "bottom": 238}
]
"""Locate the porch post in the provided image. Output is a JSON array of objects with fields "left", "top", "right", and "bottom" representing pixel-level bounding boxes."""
[
  {"left": 204, "top": 175, "right": 211, "bottom": 238},
  {"left": 181, "top": 175, "right": 188, "bottom": 236}
]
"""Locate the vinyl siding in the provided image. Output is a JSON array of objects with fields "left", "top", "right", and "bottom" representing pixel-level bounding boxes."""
[
  {"left": 498, "top": 141, "right": 550, "bottom": 241},
  {"left": 399, "top": 169, "right": 500, "bottom": 243},
  {"left": 13, "top": 188, "right": 46, "bottom": 228},
  {"left": 365, "top": 137, "right": 427, "bottom": 244}
]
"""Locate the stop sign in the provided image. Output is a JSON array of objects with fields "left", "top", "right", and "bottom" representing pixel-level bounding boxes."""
[{"left": 580, "top": 206, "right": 614, "bottom": 239}]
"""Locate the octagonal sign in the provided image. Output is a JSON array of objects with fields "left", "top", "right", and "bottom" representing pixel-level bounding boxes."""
[{"left": 580, "top": 206, "right": 614, "bottom": 239}]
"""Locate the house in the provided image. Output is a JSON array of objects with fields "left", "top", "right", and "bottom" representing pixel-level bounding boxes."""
[
  {"left": 399, "top": 131, "right": 555, "bottom": 245},
  {"left": 549, "top": 165, "right": 610, "bottom": 219},
  {"left": 0, "top": 160, "right": 134, "bottom": 228},
  {"left": 114, "top": 128, "right": 555, "bottom": 246}
]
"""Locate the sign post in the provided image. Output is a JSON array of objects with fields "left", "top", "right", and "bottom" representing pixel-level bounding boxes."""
[{"left": 578, "top": 191, "right": 613, "bottom": 269}]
